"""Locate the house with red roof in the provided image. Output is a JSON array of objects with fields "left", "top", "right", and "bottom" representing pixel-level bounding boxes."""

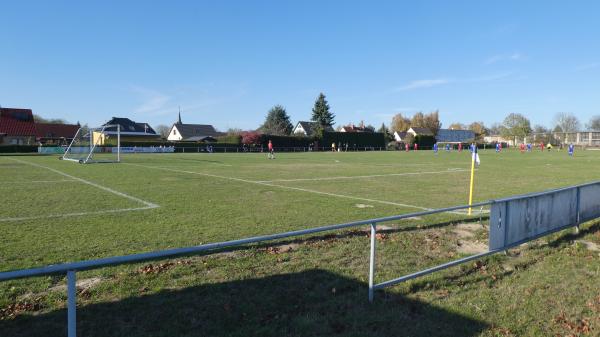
[
  {"left": 35, "top": 123, "right": 80, "bottom": 145},
  {"left": 0, "top": 108, "right": 37, "bottom": 145},
  {"left": 0, "top": 107, "right": 80, "bottom": 145}
]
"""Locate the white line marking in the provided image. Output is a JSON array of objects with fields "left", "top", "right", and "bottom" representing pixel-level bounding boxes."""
[
  {"left": 0, "top": 207, "right": 155, "bottom": 222},
  {"left": 255, "top": 169, "right": 469, "bottom": 183},
  {"left": 0, "top": 179, "right": 77, "bottom": 184},
  {"left": 127, "top": 163, "right": 481, "bottom": 215},
  {"left": 8, "top": 158, "right": 159, "bottom": 209}
]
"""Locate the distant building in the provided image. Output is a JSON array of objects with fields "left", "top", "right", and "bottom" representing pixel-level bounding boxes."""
[
  {"left": 339, "top": 124, "right": 374, "bottom": 133},
  {"left": 436, "top": 129, "right": 475, "bottom": 143},
  {"left": 0, "top": 108, "right": 37, "bottom": 145},
  {"left": 393, "top": 131, "right": 408, "bottom": 142},
  {"left": 407, "top": 127, "right": 434, "bottom": 137},
  {"left": 35, "top": 123, "right": 80, "bottom": 145},
  {"left": 393, "top": 127, "right": 433, "bottom": 142},
  {"left": 167, "top": 112, "right": 220, "bottom": 142},
  {"left": 94, "top": 117, "right": 160, "bottom": 144},
  {"left": 484, "top": 135, "right": 515, "bottom": 146},
  {"left": 293, "top": 121, "right": 334, "bottom": 137}
]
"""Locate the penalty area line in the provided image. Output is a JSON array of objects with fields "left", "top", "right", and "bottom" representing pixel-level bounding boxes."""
[
  {"left": 255, "top": 169, "right": 470, "bottom": 183},
  {"left": 0, "top": 179, "right": 78, "bottom": 184},
  {"left": 127, "top": 163, "right": 478, "bottom": 215},
  {"left": 7, "top": 158, "right": 159, "bottom": 209},
  {"left": 0, "top": 206, "right": 157, "bottom": 223}
]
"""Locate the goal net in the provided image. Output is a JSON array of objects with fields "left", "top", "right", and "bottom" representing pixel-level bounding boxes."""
[{"left": 62, "top": 125, "right": 121, "bottom": 164}]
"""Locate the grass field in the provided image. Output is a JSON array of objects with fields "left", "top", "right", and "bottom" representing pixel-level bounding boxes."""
[{"left": 1, "top": 149, "right": 599, "bottom": 336}]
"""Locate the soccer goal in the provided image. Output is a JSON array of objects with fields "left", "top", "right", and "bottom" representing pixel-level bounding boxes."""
[{"left": 62, "top": 125, "right": 121, "bottom": 164}]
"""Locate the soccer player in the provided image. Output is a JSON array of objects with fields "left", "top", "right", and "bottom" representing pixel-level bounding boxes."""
[
  {"left": 540, "top": 142, "right": 544, "bottom": 151},
  {"left": 405, "top": 143, "right": 409, "bottom": 152},
  {"left": 458, "top": 143, "right": 462, "bottom": 152},
  {"left": 331, "top": 142, "right": 336, "bottom": 152},
  {"left": 520, "top": 143, "right": 525, "bottom": 153},
  {"left": 433, "top": 142, "right": 438, "bottom": 154},
  {"left": 445, "top": 143, "right": 451, "bottom": 152},
  {"left": 414, "top": 143, "right": 418, "bottom": 151},
  {"left": 267, "top": 140, "right": 275, "bottom": 159},
  {"left": 495, "top": 143, "right": 500, "bottom": 153},
  {"left": 568, "top": 144, "right": 575, "bottom": 156}
]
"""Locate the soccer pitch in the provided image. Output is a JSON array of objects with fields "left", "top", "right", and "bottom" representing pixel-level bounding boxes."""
[{"left": 1, "top": 150, "right": 599, "bottom": 336}]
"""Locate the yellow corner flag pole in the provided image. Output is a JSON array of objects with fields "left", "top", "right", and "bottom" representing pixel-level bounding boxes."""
[{"left": 468, "top": 147, "right": 476, "bottom": 215}]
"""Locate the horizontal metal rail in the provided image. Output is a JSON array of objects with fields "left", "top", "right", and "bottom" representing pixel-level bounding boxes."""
[
  {"left": 2, "top": 181, "right": 598, "bottom": 336},
  {"left": 0, "top": 200, "right": 490, "bottom": 281}
]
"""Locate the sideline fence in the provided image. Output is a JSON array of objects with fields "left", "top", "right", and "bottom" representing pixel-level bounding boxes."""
[{"left": 1, "top": 182, "right": 599, "bottom": 336}]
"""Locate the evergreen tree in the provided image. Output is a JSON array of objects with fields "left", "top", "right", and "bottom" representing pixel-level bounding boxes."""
[
  {"left": 378, "top": 123, "right": 392, "bottom": 141},
  {"left": 260, "top": 105, "right": 293, "bottom": 135},
  {"left": 311, "top": 93, "right": 335, "bottom": 126}
]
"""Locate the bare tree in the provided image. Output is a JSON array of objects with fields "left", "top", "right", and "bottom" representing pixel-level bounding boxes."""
[
  {"left": 553, "top": 112, "right": 581, "bottom": 133},
  {"left": 423, "top": 110, "right": 442, "bottom": 135},
  {"left": 448, "top": 123, "right": 466, "bottom": 130},
  {"left": 390, "top": 113, "right": 411, "bottom": 133},
  {"left": 468, "top": 121, "right": 488, "bottom": 141},
  {"left": 586, "top": 115, "right": 600, "bottom": 131},
  {"left": 155, "top": 124, "right": 171, "bottom": 139}
]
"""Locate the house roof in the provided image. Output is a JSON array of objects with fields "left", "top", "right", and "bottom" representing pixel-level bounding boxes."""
[
  {"left": 394, "top": 131, "right": 408, "bottom": 139},
  {"left": 0, "top": 108, "right": 36, "bottom": 136},
  {"left": 185, "top": 136, "right": 218, "bottom": 142},
  {"left": 409, "top": 127, "right": 434, "bottom": 136},
  {"left": 0, "top": 108, "right": 34, "bottom": 122},
  {"left": 341, "top": 125, "right": 374, "bottom": 133},
  {"left": 103, "top": 117, "right": 157, "bottom": 135},
  {"left": 295, "top": 121, "right": 334, "bottom": 136},
  {"left": 436, "top": 129, "right": 475, "bottom": 143},
  {"left": 35, "top": 123, "right": 80, "bottom": 139},
  {"left": 173, "top": 123, "right": 220, "bottom": 140}
]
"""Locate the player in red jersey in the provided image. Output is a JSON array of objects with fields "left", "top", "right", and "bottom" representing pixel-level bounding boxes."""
[{"left": 267, "top": 140, "right": 275, "bottom": 159}]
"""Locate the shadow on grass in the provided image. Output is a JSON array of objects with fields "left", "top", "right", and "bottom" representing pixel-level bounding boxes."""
[{"left": 1, "top": 270, "right": 488, "bottom": 337}]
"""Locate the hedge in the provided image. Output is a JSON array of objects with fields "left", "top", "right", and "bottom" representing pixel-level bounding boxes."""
[
  {"left": 0, "top": 145, "right": 38, "bottom": 153},
  {"left": 119, "top": 132, "right": 386, "bottom": 150},
  {"left": 321, "top": 132, "right": 386, "bottom": 148},
  {"left": 258, "top": 135, "right": 313, "bottom": 147},
  {"left": 414, "top": 135, "right": 436, "bottom": 147}
]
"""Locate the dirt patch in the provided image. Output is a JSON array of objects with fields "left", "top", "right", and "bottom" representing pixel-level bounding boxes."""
[
  {"left": 138, "top": 260, "right": 192, "bottom": 275},
  {"left": 452, "top": 223, "right": 488, "bottom": 254},
  {"left": 49, "top": 277, "right": 104, "bottom": 293},
  {"left": 0, "top": 298, "right": 44, "bottom": 320},
  {"left": 264, "top": 243, "right": 300, "bottom": 254},
  {"left": 577, "top": 240, "right": 600, "bottom": 252},
  {"left": 456, "top": 240, "right": 488, "bottom": 254}
]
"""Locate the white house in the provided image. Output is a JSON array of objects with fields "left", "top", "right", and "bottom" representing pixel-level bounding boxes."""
[
  {"left": 167, "top": 113, "right": 220, "bottom": 142},
  {"left": 293, "top": 121, "right": 334, "bottom": 136},
  {"left": 393, "top": 127, "right": 433, "bottom": 142}
]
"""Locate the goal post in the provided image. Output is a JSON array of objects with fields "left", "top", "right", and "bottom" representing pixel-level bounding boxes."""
[{"left": 62, "top": 125, "right": 121, "bottom": 164}]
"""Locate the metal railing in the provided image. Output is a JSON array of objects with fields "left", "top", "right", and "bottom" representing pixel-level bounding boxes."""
[{"left": 2, "top": 182, "right": 598, "bottom": 336}]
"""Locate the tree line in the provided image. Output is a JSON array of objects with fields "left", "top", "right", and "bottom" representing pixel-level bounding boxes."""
[{"left": 381, "top": 111, "right": 600, "bottom": 144}]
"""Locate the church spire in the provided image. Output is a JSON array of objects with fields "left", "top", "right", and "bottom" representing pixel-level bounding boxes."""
[{"left": 178, "top": 106, "right": 182, "bottom": 124}]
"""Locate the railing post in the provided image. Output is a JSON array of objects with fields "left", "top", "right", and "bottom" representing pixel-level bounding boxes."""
[
  {"left": 369, "top": 222, "right": 377, "bottom": 303},
  {"left": 575, "top": 187, "right": 581, "bottom": 234},
  {"left": 67, "top": 270, "right": 77, "bottom": 337}
]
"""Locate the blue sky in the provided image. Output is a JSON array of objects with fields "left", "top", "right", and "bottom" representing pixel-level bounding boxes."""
[{"left": 1, "top": 1, "right": 599, "bottom": 131}]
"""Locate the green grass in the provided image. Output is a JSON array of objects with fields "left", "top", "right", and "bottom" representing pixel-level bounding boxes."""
[{"left": 1, "top": 149, "right": 599, "bottom": 336}]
